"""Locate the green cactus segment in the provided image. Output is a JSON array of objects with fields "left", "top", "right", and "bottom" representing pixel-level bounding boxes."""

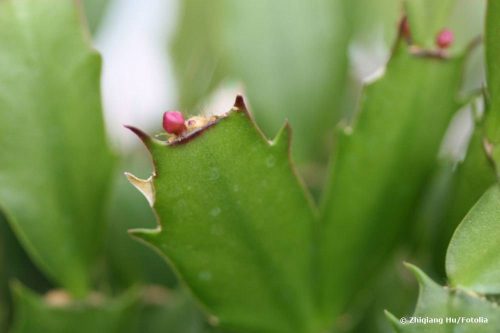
[
  {"left": 443, "top": 117, "right": 496, "bottom": 232},
  {"left": 386, "top": 264, "right": 500, "bottom": 333},
  {"left": 446, "top": 185, "right": 500, "bottom": 293},
  {"left": 485, "top": 0, "right": 500, "bottom": 165},
  {"left": 128, "top": 101, "right": 318, "bottom": 333},
  {"left": 0, "top": 214, "right": 52, "bottom": 332},
  {"left": 82, "top": 0, "right": 111, "bottom": 34},
  {"left": 440, "top": 0, "right": 500, "bottom": 299},
  {"left": 319, "top": 40, "right": 464, "bottom": 317},
  {"left": 404, "top": 0, "right": 455, "bottom": 49},
  {"left": 10, "top": 283, "right": 137, "bottom": 333},
  {"left": 0, "top": 0, "right": 114, "bottom": 296},
  {"left": 432, "top": 114, "right": 496, "bottom": 268}
]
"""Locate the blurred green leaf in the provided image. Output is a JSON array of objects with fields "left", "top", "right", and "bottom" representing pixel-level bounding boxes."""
[
  {"left": 10, "top": 283, "right": 137, "bottom": 333},
  {"left": 443, "top": 116, "right": 494, "bottom": 235},
  {"left": 0, "top": 215, "right": 52, "bottom": 332},
  {"left": 442, "top": 0, "right": 500, "bottom": 296},
  {"left": 410, "top": 104, "right": 495, "bottom": 280},
  {"left": 0, "top": 0, "right": 114, "bottom": 296},
  {"left": 411, "top": 159, "right": 455, "bottom": 259},
  {"left": 133, "top": 287, "right": 215, "bottom": 333},
  {"left": 170, "top": 0, "right": 226, "bottom": 116},
  {"left": 1, "top": 215, "right": 10, "bottom": 331},
  {"left": 404, "top": 0, "right": 455, "bottom": 49},
  {"left": 485, "top": 0, "right": 500, "bottom": 164},
  {"left": 447, "top": 0, "right": 485, "bottom": 54},
  {"left": 430, "top": 116, "right": 496, "bottom": 276},
  {"left": 342, "top": 256, "right": 418, "bottom": 333},
  {"left": 127, "top": 102, "right": 320, "bottom": 333},
  {"left": 171, "top": 0, "right": 350, "bottom": 164},
  {"left": 446, "top": 185, "right": 500, "bottom": 293},
  {"left": 386, "top": 264, "right": 500, "bottom": 333},
  {"left": 347, "top": 0, "right": 399, "bottom": 44},
  {"left": 319, "top": 40, "right": 465, "bottom": 318},
  {"left": 82, "top": 0, "right": 110, "bottom": 34}
]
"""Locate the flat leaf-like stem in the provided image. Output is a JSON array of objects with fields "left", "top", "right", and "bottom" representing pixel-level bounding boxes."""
[
  {"left": 0, "top": 0, "right": 114, "bottom": 296},
  {"left": 319, "top": 38, "right": 465, "bottom": 318},
  {"left": 425, "top": 107, "right": 497, "bottom": 276},
  {"left": 387, "top": 264, "right": 500, "bottom": 333},
  {"left": 485, "top": 0, "right": 500, "bottom": 146},
  {"left": 446, "top": 185, "right": 500, "bottom": 293},
  {"left": 127, "top": 97, "right": 320, "bottom": 333}
]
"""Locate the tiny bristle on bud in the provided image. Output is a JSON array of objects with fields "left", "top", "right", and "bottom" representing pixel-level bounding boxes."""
[
  {"left": 436, "top": 29, "right": 454, "bottom": 49},
  {"left": 163, "top": 111, "right": 186, "bottom": 135}
]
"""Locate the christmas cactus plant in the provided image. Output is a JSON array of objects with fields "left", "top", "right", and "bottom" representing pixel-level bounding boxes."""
[{"left": 0, "top": 0, "right": 499, "bottom": 332}]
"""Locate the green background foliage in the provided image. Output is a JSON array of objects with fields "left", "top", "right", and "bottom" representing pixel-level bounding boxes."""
[
  {"left": 0, "top": 0, "right": 499, "bottom": 332},
  {"left": 0, "top": 0, "right": 114, "bottom": 296}
]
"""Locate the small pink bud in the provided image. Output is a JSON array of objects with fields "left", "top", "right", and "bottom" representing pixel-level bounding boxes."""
[
  {"left": 163, "top": 111, "right": 186, "bottom": 135},
  {"left": 436, "top": 29, "right": 454, "bottom": 49}
]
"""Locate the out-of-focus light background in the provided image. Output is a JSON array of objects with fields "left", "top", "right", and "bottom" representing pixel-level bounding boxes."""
[
  {"left": 93, "top": 0, "right": 248, "bottom": 151},
  {"left": 92, "top": 0, "right": 397, "bottom": 150},
  {"left": 92, "top": 0, "right": 484, "bottom": 165},
  {"left": 94, "top": 0, "right": 178, "bottom": 149}
]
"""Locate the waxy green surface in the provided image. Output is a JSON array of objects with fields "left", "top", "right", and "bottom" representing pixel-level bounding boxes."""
[
  {"left": 0, "top": 0, "right": 114, "bottom": 296},
  {"left": 129, "top": 101, "right": 319, "bottom": 333}
]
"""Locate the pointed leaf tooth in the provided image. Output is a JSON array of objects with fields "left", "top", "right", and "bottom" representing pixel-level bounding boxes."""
[
  {"left": 403, "top": 262, "right": 437, "bottom": 289},
  {"left": 124, "top": 125, "right": 166, "bottom": 149},
  {"left": 271, "top": 121, "right": 292, "bottom": 153},
  {"left": 232, "top": 94, "right": 247, "bottom": 111},
  {"left": 124, "top": 125, "right": 152, "bottom": 145},
  {"left": 124, "top": 172, "right": 155, "bottom": 206},
  {"left": 128, "top": 228, "right": 162, "bottom": 247},
  {"left": 384, "top": 310, "right": 403, "bottom": 332}
]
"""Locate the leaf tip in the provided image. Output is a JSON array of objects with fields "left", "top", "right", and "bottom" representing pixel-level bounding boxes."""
[
  {"left": 271, "top": 120, "right": 292, "bottom": 151},
  {"left": 124, "top": 172, "right": 155, "bottom": 206},
  {"left": 403, "top": 261, "right": 421, "bottom": 277},
  {"left": 404, "top": 262, "right": 436, "bottom": 289},
  {"left": 232, "top": 94, "right": 247, "bottom": 111},
  {"left": 384, "top": 310, "right": 402, "bottom": 332},
  {"left": 124, "top": 125, "right": 153, "bottom": 146}
]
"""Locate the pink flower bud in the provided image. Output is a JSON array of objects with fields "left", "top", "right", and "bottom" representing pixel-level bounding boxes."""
[
  {"left": 163, "top": 111, "right": 186, "bottom": 135},
  {"left": 436, "top": 29, "right": 454, "bottom": 49}
]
